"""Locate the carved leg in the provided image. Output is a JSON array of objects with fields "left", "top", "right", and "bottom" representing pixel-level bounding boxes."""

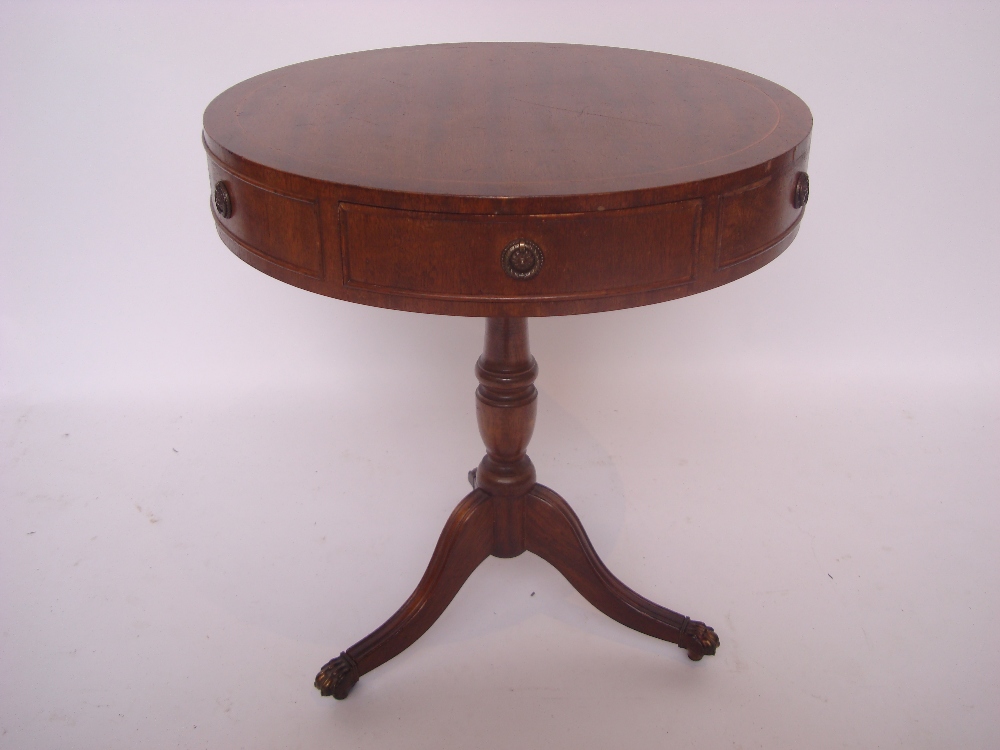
[
  {"left": 318, "top": 317, "right": 717, "bottom": 699},
  {"left": 523, "top": 484, "right": 720, "bottom": 660},
  {"left": 315, "top": 489, "right": 495, "bottom": 699}
]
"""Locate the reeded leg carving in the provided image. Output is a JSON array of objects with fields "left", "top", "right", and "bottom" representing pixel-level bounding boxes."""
[
  {"left": 523, "top": 484, "right": 719, "bottom": 661},
  {"left": 317, "top": 317, "right": 718, "bottom": 699},
  {"left": 315, "top": 489, "right": 495, "bottom": 699}
]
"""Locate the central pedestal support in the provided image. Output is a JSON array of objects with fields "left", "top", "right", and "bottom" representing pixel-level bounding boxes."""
[{"left": 315, "top": 318, "right": 719, "bottom": 699}]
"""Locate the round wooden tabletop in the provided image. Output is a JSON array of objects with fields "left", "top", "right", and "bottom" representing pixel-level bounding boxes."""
[{"left": 203, "top": 43, "right": 812, "bottom": 316}]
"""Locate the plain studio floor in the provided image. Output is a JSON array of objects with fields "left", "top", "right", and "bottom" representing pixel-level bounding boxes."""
[
  {"left": 3, "top": 366, "right": 998, "bottom": 749},
  {"left": 2, "top": 1, "right": 999, "bottom": 748}
]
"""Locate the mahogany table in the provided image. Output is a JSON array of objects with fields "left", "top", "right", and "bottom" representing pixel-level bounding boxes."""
[{"left": 203, "top": 43, "right": 812, "bottom": 699}]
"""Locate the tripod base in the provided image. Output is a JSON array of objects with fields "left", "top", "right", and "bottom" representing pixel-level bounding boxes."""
[
  {"left": 316, "top": 318, "right": 718, "bottom": 699},
  {"left": 315, "top": 482, "right": 719, "bottom": 699}
]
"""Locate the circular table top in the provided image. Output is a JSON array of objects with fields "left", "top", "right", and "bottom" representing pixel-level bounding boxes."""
[{"left": 203, "top": 43, "right": 812, "bottom": 316}]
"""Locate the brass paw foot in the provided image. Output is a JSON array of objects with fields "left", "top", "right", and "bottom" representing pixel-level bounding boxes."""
[
  {"left": 315, "top": 651, "right": 360, "bottom": 699},
  {"left": 679, "top": 618, "right": 720, "bottom": 661}
]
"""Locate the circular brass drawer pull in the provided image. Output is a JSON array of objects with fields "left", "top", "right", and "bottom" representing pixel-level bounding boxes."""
[
  {"left": 793, "top": 172, "right": 809, "bottom": 209},
  {"left": 501, "top": 239, "right": 544, "bottom": 280},
  {"left": 214, "top": 181, "right": 233, "bottom": 218}
]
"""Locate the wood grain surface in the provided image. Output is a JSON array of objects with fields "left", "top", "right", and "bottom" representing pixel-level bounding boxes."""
[
  {"left": 204, "top": 43, "right": 811, "bottom": 316},
  {"left": 315, "top": 318, "right": 718, "bottom": 700}
]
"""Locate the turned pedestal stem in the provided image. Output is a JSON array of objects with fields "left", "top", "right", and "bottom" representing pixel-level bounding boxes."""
[
  {"left": 473, "top": 318, "right": 538, "bottom": 556},
  {"left": 314, "top": 317, "right": 719, "bottom": 700}
]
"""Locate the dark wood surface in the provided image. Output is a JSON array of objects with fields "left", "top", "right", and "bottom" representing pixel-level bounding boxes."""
[
  {"left": 205, "top": 45, "right": 811, "bottom": 699},
  {"left": 315, "top": 319, "right": 718, "bottom": 700},
  {"left": 203, "top": 43, "right": 811, "bottom": 316}
]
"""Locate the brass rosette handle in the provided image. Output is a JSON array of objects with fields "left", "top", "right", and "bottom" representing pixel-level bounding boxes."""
[
  {"left": 793, "top": 172, "right": 809, "bottom": 209},
  {"left": 501, "top": 239, "right": 544, "bottom": 280},
  {"left": 213, "top": 181, "right": 233, "bottom": 218}
]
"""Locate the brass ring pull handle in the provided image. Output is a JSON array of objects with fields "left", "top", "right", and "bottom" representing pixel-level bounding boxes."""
[
  {"left": 213, "top": 181, "right": 233, "bottom": 218},
  {"left": 501, "top": 239, "right": 544, "bottom": 280},
  {"left": 793, "top": 172, "right": 809, "bottom": 209}
]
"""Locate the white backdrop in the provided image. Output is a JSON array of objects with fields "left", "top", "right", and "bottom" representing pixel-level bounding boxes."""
[{"left": 2, "top": 2, "right": 998, "bottom": 748}]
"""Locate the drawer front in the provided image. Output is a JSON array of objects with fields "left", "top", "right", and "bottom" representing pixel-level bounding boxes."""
[
  {"left": 716, "top": 167, "right": 803, "bottom": 269},
  {"left": 340, "top": 200, "right": 702, "bottom": 300},
  {"left": 207, "top": 160, "right": 323, "bottom": 278}
]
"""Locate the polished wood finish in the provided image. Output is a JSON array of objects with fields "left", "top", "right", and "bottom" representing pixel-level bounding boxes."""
[
  {"left": 314, "top": 489, "right": 495, "bottom": 699},
  {"left": 203, "top": 43, "right": 811, "bottom": 317},
  {"left": 473, "top": 317, "right": 538, "bottom": 504},
  {"left": 523, "top": 485, "right": 718, "bottom": 657},
  {"left": 315, "top": 319, "right": 718, "bottom": 699},
  {"left": 204, "top": 44, "right": 811, "bottom": 699}
]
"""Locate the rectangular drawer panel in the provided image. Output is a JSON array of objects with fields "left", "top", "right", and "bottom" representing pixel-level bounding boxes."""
[
  {"left": 208, "top": 160, "right": 322, "bottom": 277},
  {"left": 716, "top": 169, "right": 800, "bottom": 269},
  {"left": 340, "top": 200, "right": 702, "bottom": 299}
]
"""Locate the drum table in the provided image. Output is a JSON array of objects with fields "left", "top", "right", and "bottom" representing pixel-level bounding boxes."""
[{"left": 203, "top": 43, "right": 812, "bottom": 699}]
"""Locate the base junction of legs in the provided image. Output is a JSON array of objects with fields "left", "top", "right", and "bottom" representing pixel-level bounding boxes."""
[{"left": 315, "top": 318, "right": 719, "bottom": 699}]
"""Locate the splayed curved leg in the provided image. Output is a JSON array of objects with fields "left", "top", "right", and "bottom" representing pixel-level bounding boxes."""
[
  {"left": 523, "top": 484, "right": 719, "bottom": 661},
  {"left": 317, "top": 318, "right": 718, "bottom": 700},
  {"left": 315, "top": 489, "right": 495, "bottom": 699}
]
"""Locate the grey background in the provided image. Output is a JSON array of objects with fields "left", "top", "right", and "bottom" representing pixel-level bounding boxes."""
[{"left": 2, "top": 1, "right": 997, "bottom": 748}]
